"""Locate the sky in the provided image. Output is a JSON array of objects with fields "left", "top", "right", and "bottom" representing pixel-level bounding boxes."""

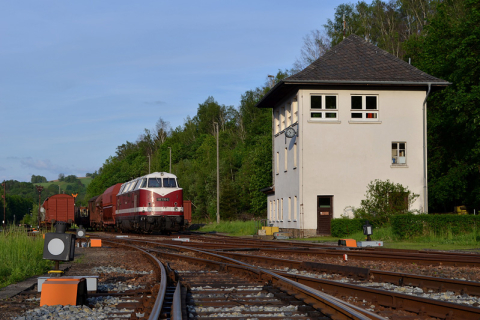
[{"left": 0, "top": 0, "right": 348, "bottom": 183}]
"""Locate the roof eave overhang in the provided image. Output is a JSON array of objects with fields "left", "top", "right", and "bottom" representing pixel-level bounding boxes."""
[{"left": 256, "top": 80, "right": 451, "bottom": 109}]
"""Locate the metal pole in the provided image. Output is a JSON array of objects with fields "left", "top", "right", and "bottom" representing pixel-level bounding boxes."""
[
  {"left": 35, "top": 185, "right": 44, "bottom": 228},
  {"left": 213, "top": 122, "right": 220, "bottom": 224},
  {"left": 168, "top": 147, "right": 172, "bottom": 173},
  {"left": 2, "top": 181, "right": 5, "bottom": 228},
  {"left": 147, "top": 155, "right": 151, "bottom": 174}
]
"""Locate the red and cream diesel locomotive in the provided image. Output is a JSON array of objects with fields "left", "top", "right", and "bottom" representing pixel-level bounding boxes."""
[{"left": 114, "top": 172, "right": 184, "bottom": 233}]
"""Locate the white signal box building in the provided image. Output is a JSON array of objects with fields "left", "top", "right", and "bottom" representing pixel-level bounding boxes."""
[{"left": 256, "top": 35, "right": 449, "bottom": 237}]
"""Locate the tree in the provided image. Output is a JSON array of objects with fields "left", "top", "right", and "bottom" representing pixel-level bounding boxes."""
[
  {"left": 402, "top": 0, "right": 480, "bottom": 212},
  {"left": 353, "top": 179, "right": 420, "bottom": 225},
  {"left": 58, "top": 173, "right": 65, "bottom": 181},
  {"left": 30, "top": 175, "right": 47, "bottom": 183},
  {"left": 292, "top": 30, "right": 331, "bottom": 72}
]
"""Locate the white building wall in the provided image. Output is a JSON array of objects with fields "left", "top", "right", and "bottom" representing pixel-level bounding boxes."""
[
  {"left": 270, "top": 94, "right": 300, "bottom": 229},
  {"left": 270, "top": 88, "right": 426, "bottom": 234}
]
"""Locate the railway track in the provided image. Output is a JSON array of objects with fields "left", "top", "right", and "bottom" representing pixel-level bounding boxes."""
[
  {"left": 104, "top": 236, "right": 383, "bottom": 319},
  {"left": 100, "top": 234, "right": 480, "bottom": 319},
  {"left": 5, "top": 232, "right": 480, "bottom": 319}
]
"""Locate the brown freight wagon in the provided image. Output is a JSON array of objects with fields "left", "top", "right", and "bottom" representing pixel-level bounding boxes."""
[
  {"left": 88, "top": 195, "right": 103, "bottom": 230},
  {"left": 102, "top": 183, "right": 122, "bottom": 228},
  {"left": 41, "top": 194, "right": 75, "bottom": 226}
]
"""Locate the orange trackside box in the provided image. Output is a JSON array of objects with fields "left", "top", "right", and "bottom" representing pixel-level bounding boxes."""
[
  {"left": 338, "top": 239, "right": 357, "bottom": 247},
  {"left": 40, "top": 278, "right": 87, "bottom": 306},
  {"left": 90, "top": 239, "right": 102, "bottom": 247}
]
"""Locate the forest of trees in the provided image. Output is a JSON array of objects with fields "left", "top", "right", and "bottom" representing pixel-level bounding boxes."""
[
  {"left": 86, "top": 71, "right": 288, "bottom": 220},
  {"left": 2, "top": 0, "right": 478, "bottom": 224}
]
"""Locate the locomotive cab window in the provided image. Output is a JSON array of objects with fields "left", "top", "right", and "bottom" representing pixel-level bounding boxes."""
[
  {"left": 148, "top": 178, "right": 162, "bottom": 188},
  {"left": 134, "top": 178, "right": 145, "bottom": 190},
  {"left": 163, "top": 178, "right": 177, "bottom": 188},
  {"left": 140, "top": 178, "right": 147, "bottom": 188}
]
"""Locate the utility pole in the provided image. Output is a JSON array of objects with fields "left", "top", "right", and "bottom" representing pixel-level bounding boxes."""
[
  {"left": 35, "top": 185, "right": 44, "bottom": 228},
  {"left": 2, "top": 181, "right": 6, "bottom": 228},
  {"left": 213, "top": 122, "right": 220, "bottom": 224},
  {"left": 268, "top": 75, "right": 274, "bottom": 88},
  {"left": 147, "top": 155, "right": 151, "bottom": 174},
  {"left": 168, "top": 147, "right": 172, "bottom": 173}
]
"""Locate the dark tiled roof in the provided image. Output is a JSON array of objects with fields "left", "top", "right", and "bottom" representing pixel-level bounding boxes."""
[{"left": 287, "top": 34, "right": 448, "bottom": 83}]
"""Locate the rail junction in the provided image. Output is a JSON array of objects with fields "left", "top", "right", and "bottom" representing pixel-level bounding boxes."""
[{"left": 3, "top": 232, "right": 480, "bottom": 319}]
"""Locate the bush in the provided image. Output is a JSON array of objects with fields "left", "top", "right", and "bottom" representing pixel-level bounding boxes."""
[
  {"left": 353, "top": 179, "right": 419, "bottom": 226},
  {"left": 391, "top": 214, "right": 480, "bottom": 239},
  {"left": 331, "top": 218, "right": 373, "bottom": 237}
]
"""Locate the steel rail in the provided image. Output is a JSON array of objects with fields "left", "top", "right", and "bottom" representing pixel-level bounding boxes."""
[
  {"left": 279, "top": 271, "right": 480, "bottom": 320},
  {"left": 198, "top": 249, "right": 480, "bottom": 296},
  {"left": 110, "top": 237, "right": 480, "bottom": 320},
  {"left": 170, "top": 281, "right": 182, "bottom": 320},
  {"left": 105, "top": 237, "right": 380, "bottom": 319},
  {"left": 102, "top": 240, "right": 167, "bottom": 320}
]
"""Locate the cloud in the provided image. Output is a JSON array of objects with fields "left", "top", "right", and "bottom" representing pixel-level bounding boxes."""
[
  {"left": 20, "top": 157, "right": 72, "bottom": 174},
  {"left": 144, "top": 100, "right": 166, "bottom": 105}
]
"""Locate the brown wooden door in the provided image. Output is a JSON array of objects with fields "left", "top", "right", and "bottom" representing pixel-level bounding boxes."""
[{"left": 317, "top": 196, "right": 333, "bottom": 235}]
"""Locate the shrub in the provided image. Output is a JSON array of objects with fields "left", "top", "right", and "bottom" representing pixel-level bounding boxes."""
[
  {"left": 353, "top": 179, "right": 419, "bottom": 226},
  {"left": 391, "top": 214, "right": 480, "bottom": 239},
  {"left": 331, "top": 218, "right": 373, "bottom": 237}
]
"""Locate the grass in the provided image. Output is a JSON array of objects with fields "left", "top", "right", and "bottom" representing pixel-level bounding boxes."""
[
  {"left": 0, "top": 227, "right": 52, "bottom": 289},
  {"left": 199, "top": 220, "right": 258, "bottom": 236},
  {"left": 296, "top": 225, "right": 480, "bottom": 251},
  {"left": 203, "top": 220, "right": 480, "bottom": 251},
  {"left": 36, "top": 177, "right": 93, "bottom": 189}
]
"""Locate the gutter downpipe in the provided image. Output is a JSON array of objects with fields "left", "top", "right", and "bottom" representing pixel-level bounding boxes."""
[{"left": 423, "top": 83, "right": 431, "bottom": 213}]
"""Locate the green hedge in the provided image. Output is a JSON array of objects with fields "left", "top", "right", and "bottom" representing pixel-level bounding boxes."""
[
  {"left": 391, "top": 214, "right": 480, "bottom": 239},
  {"left": 331, "top": 218, "right": 374, "bottom": 237}
]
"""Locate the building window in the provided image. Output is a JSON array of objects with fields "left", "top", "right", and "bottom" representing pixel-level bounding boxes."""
[
  {"left": 292, "top": 100, "right": 298, "bottom": 123},
  {"left": 351, "top": 95, "right": 378, "bottom": 120},
  {"left": 274, "top": 200, "right": 277, "bottom": 221},
  {"left": 311, "top": 95, "right": 338, "bottom": 120},
  {"left": 269, "top": 201, "right": 273, "bottom": 220},
  {"left": 280, "top": 198, "right": 283, "bottom": 221},
  {"left": 294, "top": 196, "right": 297, "bottom": 221},
  {"left": 276, "top": 152, "right": 279, "bottom": 174},
  {"left": 284, "top": 148, "right": 288, "bottom": 172},
  {"left": 286, "top": 103, "right": 292, "bottom": 127},
  {"left": 392, "top": 142, "right": 406, "bottom": 165},
  {"left": 388, "top": 192, "right": 409, "bottom": 211},
  {"left": 281, "top": 107, "right": 285, "bottom": 131},
  {"left": 288, "top": 197, "right": 292, "bottom": 221},
  {"left": 275, "top": 110, "right": 280, "bottom": 134},
  {"left": 293, "top": 143, "right": 297, "bottom": 168}
]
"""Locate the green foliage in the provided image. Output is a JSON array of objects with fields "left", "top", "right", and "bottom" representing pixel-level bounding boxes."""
[
  {"left": 403, "top": 0, "right": 480, "bottom": 213},
  {"left": 323, "top": 0, "right": 440, "bottom": 58},
  {"left": 199, "top": 220, "right": 258, "bottom": 236},
  {"left": 86, "top": 71, "right": 291, "bottom": 221},
  {"left": 30, "top": 175, "right": 47, "bottom": 183},
  {"left": 391, "top": 214, "right": 480, "bottom": 239},
  {"left": 0, "top": 226, "right": 51, "bottom": 289},
  {"left": 331, "top": 218, "right": 366, "bottom": 237},
  {"left": 353, "top": 179, "right": 419, "bottom": 226}
]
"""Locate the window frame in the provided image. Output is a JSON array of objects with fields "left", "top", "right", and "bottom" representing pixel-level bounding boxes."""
[
  {"left": 350, "top": 95, "right": 379, "bottom": 121},
  {"left": 391, "top": 141, "right": 407, "bottom": 166},
  {"left": 310, "top": 94, "right": 338, "bottom": 121}
]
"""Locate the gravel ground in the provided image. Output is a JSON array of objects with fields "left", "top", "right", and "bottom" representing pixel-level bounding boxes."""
[
  {"left": 241, "top": 250, "right": 480, "bottom": 282},
  {"left": 0, "top": 245, "right": 156, "bottom": 320}
]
